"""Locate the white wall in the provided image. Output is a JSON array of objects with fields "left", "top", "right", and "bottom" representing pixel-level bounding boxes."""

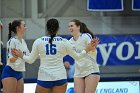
[
  {"left": 0, "top": 0, "right": 25, "bottom": 17},
  {"left": 1, "top": 18, "right": 46, "bottom": 46}
]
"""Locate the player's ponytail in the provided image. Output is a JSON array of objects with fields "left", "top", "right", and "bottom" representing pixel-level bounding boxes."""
[
  {"left": 80, "top": 22, "right": 94, "bottom": 38},
  {"left": 49, "top": 34, "right": 56, "bottom": 44},
  {"left": 47, "top": 18, "right": 59, "bottom": 44},
  {"left": 8, "top": 23, "right": 12, "bottom": 40}
]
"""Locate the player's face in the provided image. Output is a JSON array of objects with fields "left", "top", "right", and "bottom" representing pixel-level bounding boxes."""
[
  {"left": 68, "top": 22, "right": 80, "bottom": 36},
  {"left": 18, "top": 21, "right": 27, "bottom": 37}
]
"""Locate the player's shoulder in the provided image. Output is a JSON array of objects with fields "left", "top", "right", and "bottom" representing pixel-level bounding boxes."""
[
  {"left": 10, "top": 36, "right": 17, "bottom": 41},
  {"left": 54, "top": 36, "right": 63, "bottom": 41},
  {"left": 69, "top": 36, "right": 74, "bottom": 41},
  {"left": 53, "top": 36, "right": 68, "bottom": 44},
  {"left": 55, "top": 36, "right": 63, "bottom": 39},
  {"left": 61, "top": 37, "right": 68, "bottom": 42},
  {"left": 7, "top": 37, "right": 18, "bottom": 46},
  {"left": 7, "top": 37, "right": 16, "bottom": 43},
  {"left": 81, "top": 33, "right": 92, "bottom": 39},
  {"left": 36, "top": 36, "right": 48, "bottom": 41}
]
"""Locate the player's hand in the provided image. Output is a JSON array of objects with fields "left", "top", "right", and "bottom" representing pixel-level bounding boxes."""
[
  {"left": 11, "top": 48, "right": 23, "bottom": 59},
  {"left": 91, "top": 37, "right": 99, "bottom": 47},
  {"left": 11, "top": 48, "right": 18, "bottom": 58},
  {"left": 85, "top": 37, "right": 99, "bottom": 53},
  {"left": 64, "top": 61, "right": 70, "bottom": 69},
  {"left": 86, "top": 43, "right": 96, "bottom": 53}
]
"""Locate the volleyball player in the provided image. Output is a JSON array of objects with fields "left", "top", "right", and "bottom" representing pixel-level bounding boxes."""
[
  {"left": 12, "top": 18, "right": 98, "bottom": 93},
  {"left": 1, "top": 20, "right": 29, "bottom": 93},
  {"left": 68, "top": 19, "right": 100, "bottom": 93}
]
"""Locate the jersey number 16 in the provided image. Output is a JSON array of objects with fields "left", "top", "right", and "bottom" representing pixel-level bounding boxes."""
[{"left": 45, "top": 44, "right": 57, "bottom": 55}]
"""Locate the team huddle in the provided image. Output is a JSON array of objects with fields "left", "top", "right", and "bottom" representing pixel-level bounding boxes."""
[{"left": 1, "top": 19, "right": 100, "bottom": 93}]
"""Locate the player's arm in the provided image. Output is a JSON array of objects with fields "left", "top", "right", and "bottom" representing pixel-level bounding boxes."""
[
  {"left": 61, "top": 39, "right": 92, "bottom": 60},
  {"left": 12, "top": 40, "right": 39, "bottom": 64},
  {"left": 23, "top": 39, "right": 30, "bottom": 56},
  {"left": 22, "top": 40, "right": 39, "bottom": 64}
]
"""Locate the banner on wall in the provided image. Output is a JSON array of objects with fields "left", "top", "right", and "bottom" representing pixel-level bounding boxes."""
[
  {"left": 87, "top": 0, "right": 124, "bottom": 11},
  {"left": 63, "top": 35, "right": 140, "bottom": 66},
  {"left": 132, "top": 0, "right": 140, "bottom": 11},
  {"left": 24, "top": 81, "right": 140, "bottom": 93},
  {"left": 66, "top": 81, "right": 140, "bottom": 93},
  {"left": 96, "top": 35, "right": 140, "bottom": 66}
]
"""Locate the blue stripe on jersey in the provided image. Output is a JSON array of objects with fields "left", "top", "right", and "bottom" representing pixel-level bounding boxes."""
[
  {"left": 85, "top": 33, "right": 92, "bottom": 39},
  {"left": 8, "top": 39, "right": 11, "bottom": 45},
  {"left": 7, "top": 48, "right": 10, "bottom": 58},
  {"left": 7, "top": 40, "right": 11, "bottom": 58}
]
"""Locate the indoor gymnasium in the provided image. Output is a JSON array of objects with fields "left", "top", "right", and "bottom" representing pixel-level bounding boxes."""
[{"left": 0, "top": 0, "right": 140, "bottom": 93}]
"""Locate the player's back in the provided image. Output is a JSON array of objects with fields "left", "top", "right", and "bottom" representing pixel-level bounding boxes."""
[
  {"left": 33, "top": 36, "right": 68, "bottom": 81},
  {"left": 36, "top": 36, "right": 65, "bottom": 69}
]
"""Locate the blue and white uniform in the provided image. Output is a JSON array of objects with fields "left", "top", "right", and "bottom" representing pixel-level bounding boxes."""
[
  {"left": 69, "top": 33, "right": 100, "bottom": 77},
  {"left": 2, "top": 36, "right": 29, "bottom": 80},
  {"left": 22, "top": 36, "right": 87, "bottom": 82}
]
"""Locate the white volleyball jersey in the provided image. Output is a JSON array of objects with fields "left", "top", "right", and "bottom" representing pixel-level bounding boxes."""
[
  {"left": 23, "top": 36, "right": 87, "bottom": 81},
  {"left": 7, "top": 37, "right": 29, "bottom": 71},
  {"left": 69, "top": 33, "right": 100, "bottom": 77}
]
